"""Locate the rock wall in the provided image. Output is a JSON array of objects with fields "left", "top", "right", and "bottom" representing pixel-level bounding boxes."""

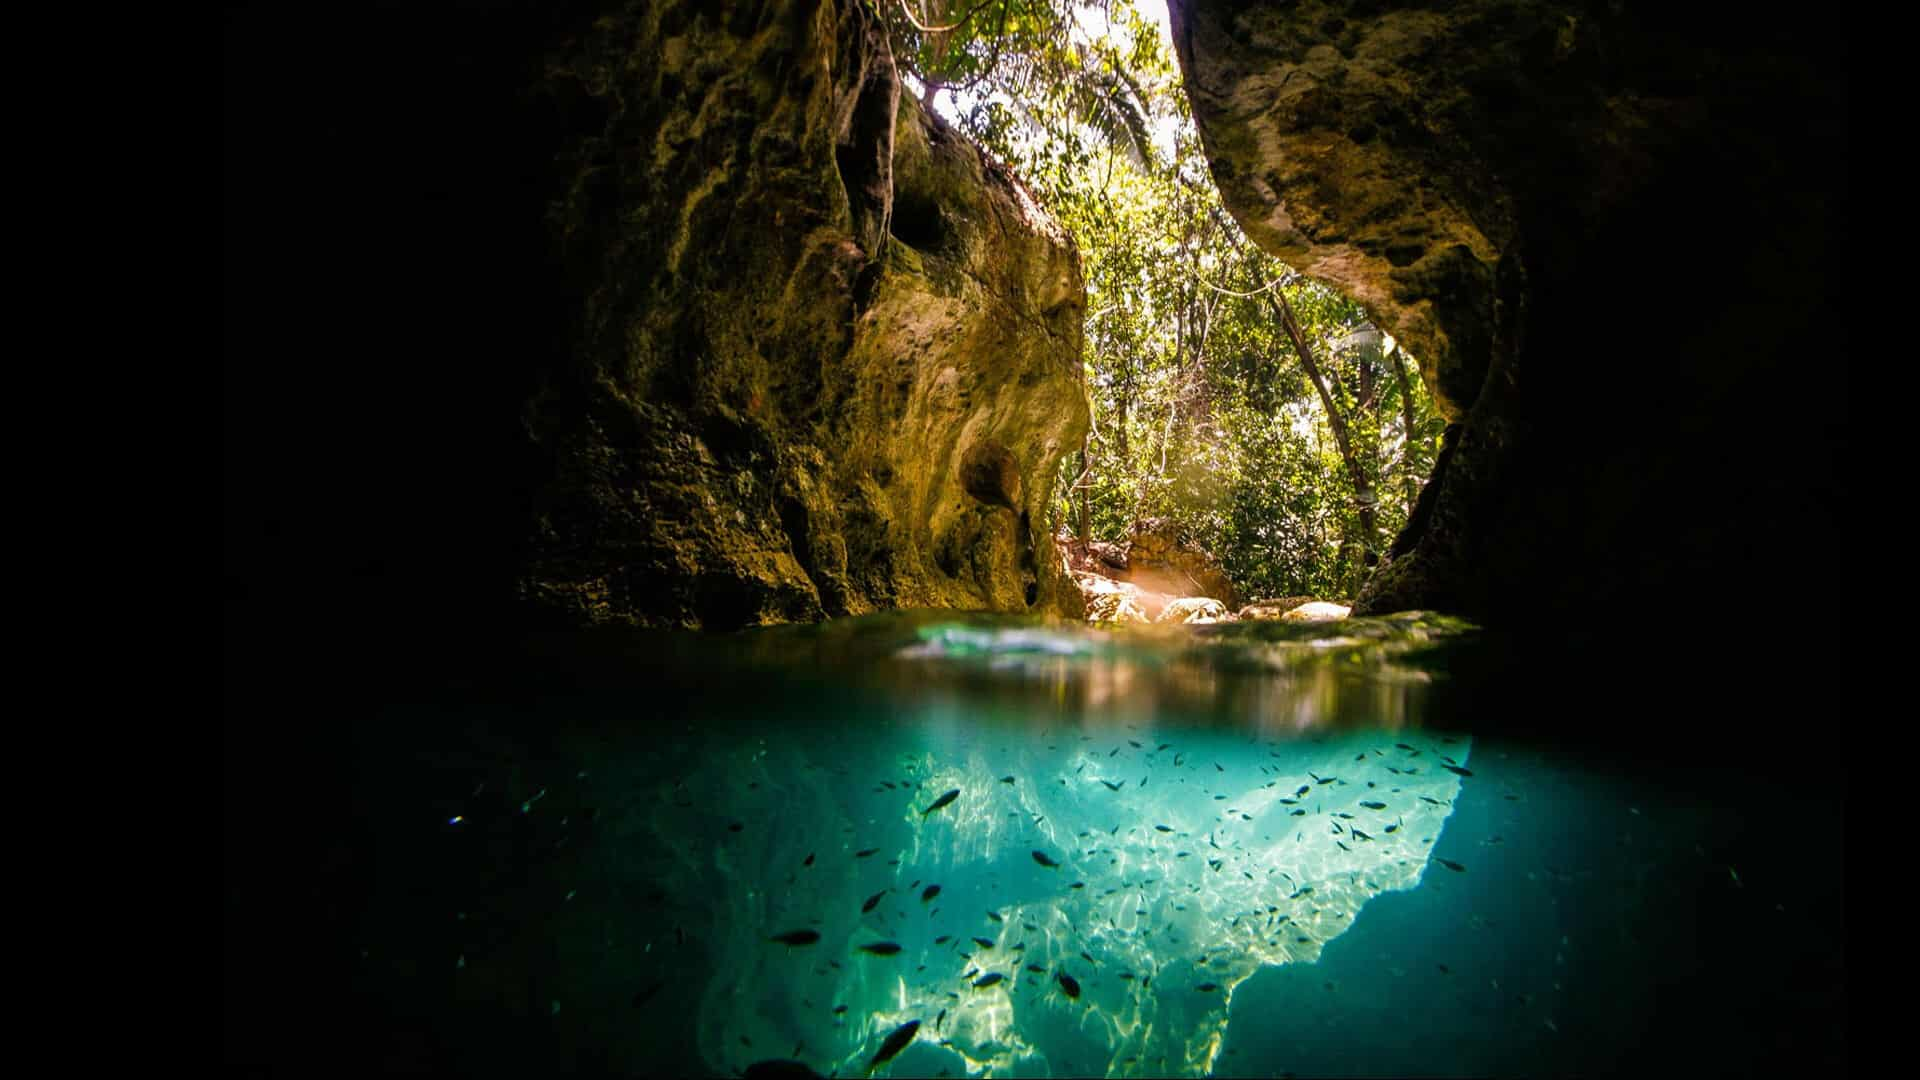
[
  {"left": 1168, "top": 0, "right": 1845, "bottom": 621},
  {"left": 511, "top": 1, "right": 1088, "bottom": 628}
]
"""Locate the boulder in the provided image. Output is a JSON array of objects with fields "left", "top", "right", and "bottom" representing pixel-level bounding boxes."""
[
  {"left": 519, "top": 1, "right": 1089, "bottom": 628},
  {"left": 1157, "top": 597, "right": 1236, "bottom": 624},
  {"left": 1168, "top": 0, "right": 1844, "bottom": 623}
]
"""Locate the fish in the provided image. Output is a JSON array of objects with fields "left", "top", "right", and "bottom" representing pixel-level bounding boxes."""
[
  {"left": 1296, "top": 785, "right": 1310, "bottom": 797},
  {"left": 999, "top": 775, "right": 1015, "bottom": 785},
  {"left": 1057, "top": 971, "right": 1081, "bottom": 998},
  {"left": 833, "top": 1004, "right": 848, "bottom": 1014},
  {"left": 881, "top": 781, "right": 896, "bottom": 790},
  {"left": 1443, "top": 764, "right": 1473, "bottom": 777},
  {"left": 1174, "top": 754, "right": 1185, "bottom": 766},
  {"left": 858, "top": 942, "right": 903, "bottom": 956},
  {"left": 972, "top": 937, "right": 996, "bottom": 949},
  {"left": 923, "top": 789, "right": 961, "bottom": 814},
  {"left": 1421, "top": 796, "right": 1443, "bottom": 805},
  {"left": 1129, "top": 740, "right": 1143, "bottom": 748},
  {"left": 1026, "top": 964, "right": 1046, "bottom": 974},
  {"left": 1351, "top": 828, "right": 1372, "bottom": 842},
  {"left": 868, "top": 1019, "right": 921, "bottom": 1070},
  {"left": 1215, "top": 763, "right": 1224, "bottom": 772},
  {"left": 972, "top": 972, "right": 1004, "bottom": 988},
  {"left": 1109, "top": 748, "right": 1119, "bottom": 757},
  {"left": 921, "top": 885, "right": 941, "bottom": 903},
  {"left": 1155, "top": 824, "right": 1173, "bottom": 832},
  {"left": 1069, "top": 881, "right": 1085, "bottom": 890},
  {"left": 862, "top": 891, "right": 886, "bottom": 913},
  {"left": 1158, "top": 743, "right": 1172, "bottom": 752},
  {"left": 1360, "top": 801, "right": 1387, "bottom": 810},
  {"left": 987, "top": 911, "right": 1003, "bottom": 923},
  {"left": 1438, "top": 858, "right": 1466, "bottom": 872},
  {"left": 1396, "top": 743, "right": 1414, "bottom": 751},
  {"left": 1384, "top": 819, "right": 1401, "bottom": 834},
  {"left": 856, "top": 848, "right": 879, "bottom": 858},
  {"left": 1290, "top": 809, "right": 1306, "bottom": 817},
  {"left": 935, "top": 1007, "right": 947, "bottom": 1029},
  {"left": 1279, "top": 798, "right": 1297, "bottom": 805},
  {"left": 770, "top": 930, "right": 821, "bottom": 946},
  {"left": 1100, "top": 780, "right": 1123, "bottom": 791},
  {"left": 1011, "top": 942, "right": 1026, "bottom": 952},
  {"left": 1118, "top": 972, "right": 1135, "bottom": 981},
  {"left": 934, "top": 935, "right": 951, "bottom": 944},
  {"left": 1336, "top": 840, "right": 1351, "bottom": 852},
  {"left": 1032, "top": 850, "right": 1061, "bottom": 868},
  {"left": 803, "top": 853, "right": 815, "bottom": 867},
  {"left": 1196, "top": 982, "right": 1219, "bottom": 992}
]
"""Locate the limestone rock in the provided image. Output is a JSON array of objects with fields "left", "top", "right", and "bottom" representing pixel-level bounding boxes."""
[
  {"left": 521, "top": 0, "right": 1088, "bottom": 628},
  {"left": 1157, "top": 597, "right": 1236, "bottom": 624},
  {"left": 1169, "top": 0, "right": 1844, "bottom": 623},
  {"left": 1122, "top": 518, "right": 1238, "bottom": 610},
  {"left": 1086, "top": 591, "right": 1153, "bottom": 625},
  {"left": 1280, "top": 601, "right": 1352, "bottom": 622},
  {"left": 1237, "top": 597, "right": 1323, "bottom": 620}
]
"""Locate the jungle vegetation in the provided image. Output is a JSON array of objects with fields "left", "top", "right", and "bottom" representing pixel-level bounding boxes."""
[{"left": 880, "top": 0, "right": 1442, "bottom": 601}]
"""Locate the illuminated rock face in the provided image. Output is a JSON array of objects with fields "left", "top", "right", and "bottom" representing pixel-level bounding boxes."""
[
  {"left": 641, "top": 717, "right": 1467, "bottom": 1078},
  {"left": 1167, "top": 0, "right": 1845, "bottom": 623},
  {"left": 520, "top": 0, "right": 1087, "bottom": 629}
]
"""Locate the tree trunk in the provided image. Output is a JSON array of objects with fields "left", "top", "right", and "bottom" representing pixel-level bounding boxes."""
[
  {"left": 1387, "top": 346, "right": 1420, "bottom": 513},
  {"left": 1077, "top": 436, "right": 1090, "bottom": 545},
  {"left": 1266, "top": 289, "right": 1379, "bottom": 562}
]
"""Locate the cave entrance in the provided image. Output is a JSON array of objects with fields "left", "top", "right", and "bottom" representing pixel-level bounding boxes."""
[{"left": 885, "top": 0, "right": 1440, "bottom": 621}]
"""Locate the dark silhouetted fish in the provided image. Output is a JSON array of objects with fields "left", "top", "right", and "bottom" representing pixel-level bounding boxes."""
[
  {"left": 803, "top": 853, "right": 815, "bottom": 867},
  {"left": 1109, "top": 747, "right": 1119, "bottom": 757},
  {"left": 1155, "top": 824, "right": 1173, "bottom": 832},
  {"left": 987, "top": 911, "right": 1003, "bottom": 923},
  {"left": 770, "top": 930, "right": 821, "bottom": 946},
  {"left": 858, "top": 942, "right": 903, "bottom": 956},
  {"left": 1026, "top": 964, "right": 1046, "bottom": 974},
  {"left": 1443, "top": 764, "right": 1472, "bottom": 777},
  {"left": 1032, "top": 850, "right": 1060, "bottom": 868},
  {"left": 1438, "top": 858, "right": 1466, "bottom": 872},
  {"left": 1118, "top": 972, "right": 1135, "bottom": 981},
  {"left": 1296, "top": 785, "right": 1310, "bottom": 796},
  {"left": 1070, "top": 881, "right": 1085, "bottom": 889},
  {"left": 933, "top": 935, "right": 951, "bottom": 944},
  {"left": 833, "top": 1004, "right": 848, "bottom": 1014},
  {"left": 923, "top": 789, "right": 961, "bottom": 815},
  {"left": 1158, "top": 743, "right": 1171, "bottom": 752},
  {"left": 921, "top": 885, "right": 941, "bottom": 903},
  {"left": 1396, "top": 743, "right": 1415, "bottom": 751},
  {"left": 935, "top": 1007, "right": 947, "bottom": 1030},
  {"left": 1290, "top": 809, "right": 1306, "bottom": 817},
  {"left": 1352, "top": 828, "right": 1372, "bottom": 841},
  {"left": 868, "top": 1019, "right": 921, "bottom": 1071},
  {"left": 856, "top": 848, "right": 879, "bottom": 858},
  {"left": 881, "top": 781, "right": 896, "bottom": 790},
  {"left": 1080, "top": 951, "right": 1096, "bottom": 965},
  {"left": 1100, "top": 780, "right": 1123, "bottom": 791},
  {"left": 1196, "top": 982, "right": 1219, "bottom": 992},
  {"left": 1360, "top": 801, "right": 1387, "bottom": 810},
  {"left": 972, "top": 972, "right": 1004, "bottom": 988},
  {"left": 999, "top": 776, "right": 1015, "bottom": 785},
  {"left": 1421, "top": 796, "right": 1443, "bottom": 805},
  {"left": 1058, "top": 971, "right": 1081, "bottom": 998},
  {"left": 862, "top": 891, "right": 886, "bottom": 913},
  {"left": 1336, "top": 840, "right": 1351, "bottom": 852},
  {"left": 1129, "top": 740, "right": 1143, "bottom": 749}
]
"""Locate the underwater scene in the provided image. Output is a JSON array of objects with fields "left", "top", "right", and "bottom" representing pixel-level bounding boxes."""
[{"left": 232, "top": 613, "right": 1845, "bottom": 1077}]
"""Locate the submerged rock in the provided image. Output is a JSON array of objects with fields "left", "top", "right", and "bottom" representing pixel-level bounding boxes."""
[
  {"left": 521, "top": 0, "right": 1088, "bottom": 629},
  {"left": 1086, "top": 590, "right": 1153, "bottom": 625}
]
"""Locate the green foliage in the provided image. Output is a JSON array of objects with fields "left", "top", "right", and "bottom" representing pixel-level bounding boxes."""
[{"left": 885, "top": 1, "right": 1443, "bottom": 603}]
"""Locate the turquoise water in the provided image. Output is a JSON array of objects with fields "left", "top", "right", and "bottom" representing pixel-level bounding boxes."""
[{"left": 224, "top": 612, "right": 1845, "bottom": 1076}]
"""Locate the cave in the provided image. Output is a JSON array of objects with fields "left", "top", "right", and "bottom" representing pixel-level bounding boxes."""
[{"left": 224, "top": 2, "right": 1846, "bottom": 1076}]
